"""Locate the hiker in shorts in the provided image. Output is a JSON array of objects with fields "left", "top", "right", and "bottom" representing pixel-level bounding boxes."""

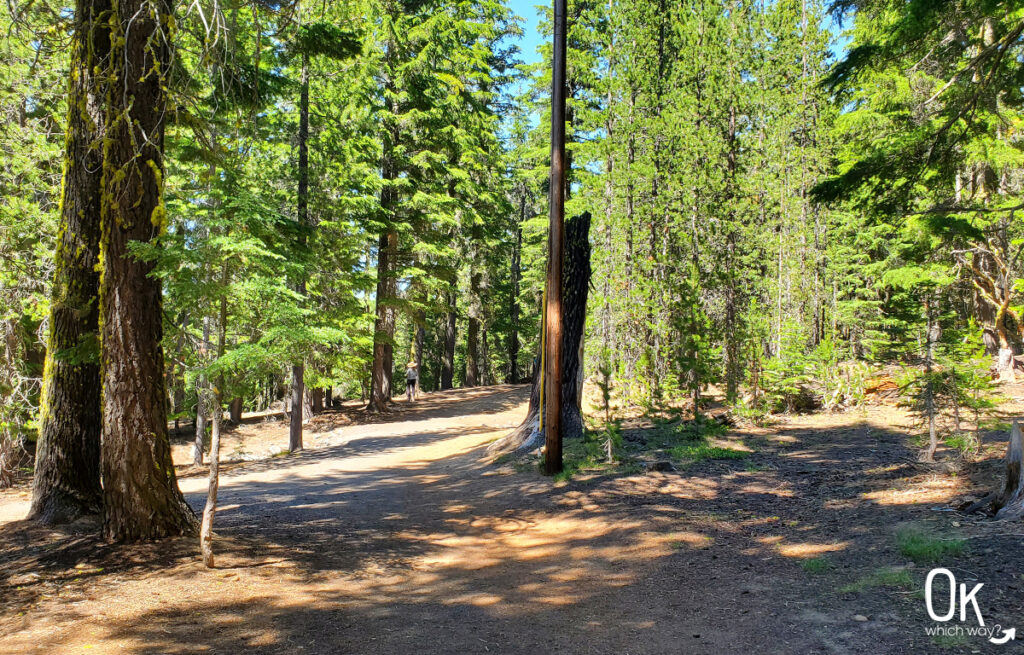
[{"left": 406, "top": 361, "right": 419, "bottom": 402}]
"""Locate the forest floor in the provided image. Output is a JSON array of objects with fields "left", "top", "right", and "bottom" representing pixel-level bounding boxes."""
[{"left": 3, "top": 384, "right": 1024, "bottom": 654}]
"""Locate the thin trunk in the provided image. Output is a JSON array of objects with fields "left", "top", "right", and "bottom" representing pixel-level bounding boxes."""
[
  {"left": 414, "top": 310, "right": 425, "bottom": 388},
  {"left": 100, "top": 0, "right": 196, "bottom": 540},
  {"left": 481, "top": 328, "right": 491, "bottom": 385},
  {"left": 193, "top": 317, "right": 211, "bottom": 467},
  {"left": 441, "top": 285, "right": 456, "bottom": 390},
  {"left": 200, "top": 270, "right": 228, "bottom": 567},
  {"left": 507, "top": 197, "right": 523, "bottom": 384},
  {"left": 290, "top": 51, "right": 310, "bottom": 451},
  {"left": 29, "top": 0, "right": 108, "bottom": 524},
  {"left": 369, "top": 230, "right": 397, "bottom": 409},
  {"left": 922, "top": 298, "right": 939, "bottom": 462},
  {"left": 370, "top": 32, "right": 400, "bottom": 410},
  {"left": 466, "top": 277, "right": 480, "bottom": 388}
]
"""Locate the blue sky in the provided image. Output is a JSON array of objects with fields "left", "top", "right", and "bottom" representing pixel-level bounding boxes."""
[
  {"left": 507, "top": 0, "right": 545, "bottom": 65},
  {"left": 505, "top": 1, "right": 851, "bottom": 68}
]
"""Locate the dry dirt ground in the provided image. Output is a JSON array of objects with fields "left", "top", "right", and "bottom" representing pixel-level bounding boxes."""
[{"left": 3, "top": 384, "right": 1024, "bottom": 654}]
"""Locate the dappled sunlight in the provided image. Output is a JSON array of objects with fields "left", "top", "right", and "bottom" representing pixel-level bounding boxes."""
[
  {"left": 6, "top": 386, "right": 1012, "bottom": 654},
  {"left": 737, "top": 481, "right": 795, "bottom": 498},
  {"left": 776, "top": 541, "right": 849, "bottom": 558},
  {"left": 862, "top": 474, "right": 962, "bottom": 505},
  {"left": 656, "top": 531, "right": 713, "bottom": 550}
]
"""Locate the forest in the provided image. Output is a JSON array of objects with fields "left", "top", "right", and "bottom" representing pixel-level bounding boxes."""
[{"left": 2, "top": 0, "right": 1024, "bottom": 652}]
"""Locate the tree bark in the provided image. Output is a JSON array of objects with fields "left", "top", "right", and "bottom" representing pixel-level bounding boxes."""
[
  {"left": 29, "top": 0, "right": 108, "bottom": 524},
  {"left": 200, "top": 284, "right": 227, "bottom": 567},
  {"left": 466, "top": 306, "right": 480, "bottom": 387},
  {"left": 228, "top": 397, "right": 243, "bottom": 423},
  {"left": 441, "top": 285, "right": 456, "bottom": 390},
  {"left": 965, "top": 420, "right": 1024, "bottom": 519},
  {"left": 369, "top": 230, "right": 397, "bottom": 410},
  {"left": 507, "top": 198, "right": 523, "bottom": 384},
  {"left": 99, "top": 0, "right": 196, "bottom": 540},
  {"left": 194, "top": 317, "right": 211, "bottom": 467},
  {"left": 921, "top": 298, "right": 940, "bottom": 462}
]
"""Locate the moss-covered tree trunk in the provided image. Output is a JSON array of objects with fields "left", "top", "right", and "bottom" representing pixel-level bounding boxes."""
[
  {"left": 29, "top": 0, "right": 109, "bottom": 524},
  {"left": 99, "top": 0, "right": 196, "bottom": 541}
]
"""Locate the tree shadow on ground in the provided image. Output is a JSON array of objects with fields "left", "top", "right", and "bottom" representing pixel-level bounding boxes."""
[{"left": 4, "top": 404, "right": 1023, "bottom": 654}]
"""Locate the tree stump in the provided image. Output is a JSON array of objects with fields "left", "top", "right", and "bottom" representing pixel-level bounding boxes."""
[{"left": 964, "top": 420, "right": 1024, "bottom": 519}]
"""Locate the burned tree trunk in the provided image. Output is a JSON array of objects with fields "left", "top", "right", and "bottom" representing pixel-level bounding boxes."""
[
  {"left": 965, "top": 420, "right": 1024, "bottom": 519},
  {"left": 488, "top": 212, "right": 591, "bottom": 456}
]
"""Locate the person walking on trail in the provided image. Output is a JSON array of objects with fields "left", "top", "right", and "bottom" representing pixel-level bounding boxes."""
[{"left": 406, "top": 361, "right": 419, "bottom": 402}]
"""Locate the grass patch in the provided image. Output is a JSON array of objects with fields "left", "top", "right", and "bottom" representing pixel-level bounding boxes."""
[
  {"left": 931, "top": 633, "right": 969, "bottom": 649},
  {"left": 491, "top": 452, "right": 516, "bottom": 467},
  {"left": 670, "top": 444, "right": 748, "bottom": 461},
  {"left": 839, "top": 567, "right": 913, "bottom": 593},
  {"left": 802, "top": 556, "right": 832, "bottom": 573},
  {"left": 553, "top": 431, "right": 630, "bottom": 482},
  {"left": 896, "top": 527, "right": 966, "bottom": 564}
]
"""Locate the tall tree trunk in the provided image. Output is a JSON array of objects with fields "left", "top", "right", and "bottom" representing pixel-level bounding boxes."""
[
  {"left": 414, "top": 309, "right": 425, "bottom": 387},
  {"left": 441, "top": 284, "right": 456, "bottom": 390},
  {"left": 100, "top": 0, "right": 196, "bottom": 540},
  {"left": 290, "top": 52, "right": 310, "bottom": 451},
  {"left": 921, "top": 297, "right": 940, "bottom": 463},
  {"left": 29, "top": 0, "right": 108, "bottom": 523},
  {"left": 724, "top": 92, "right": 740, "bottom": 402},
  {"left": 507, "top": 198, "right": 523, "bottom": 384},
  {"left": 369, "top": 229, "right": 397, "bottom": 410},
  {"left": 466, "top": 297, "right": 480, "bottom": 388}
]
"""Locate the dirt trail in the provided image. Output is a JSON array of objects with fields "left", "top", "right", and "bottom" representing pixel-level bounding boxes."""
[{"left": 2, "top": 385, "right": 1022, "bottom": 654}]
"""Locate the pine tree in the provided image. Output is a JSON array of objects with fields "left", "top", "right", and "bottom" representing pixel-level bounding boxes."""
[
  {"left": 29, "top": 0, "right": 108, "bottom": 523},
  {"left": 99, "top": 0, "right": 196, "bottom": 541}
]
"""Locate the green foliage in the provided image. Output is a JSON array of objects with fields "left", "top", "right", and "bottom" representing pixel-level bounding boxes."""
[
  {"left": 899, "top": 322, "right": 996, "bottom": 456},
  {"left": 0, "top": 2, "right": 66, "bottom": 484},
  {"left": 761, "top": 319, "right": 815, "bottom": 413}
]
